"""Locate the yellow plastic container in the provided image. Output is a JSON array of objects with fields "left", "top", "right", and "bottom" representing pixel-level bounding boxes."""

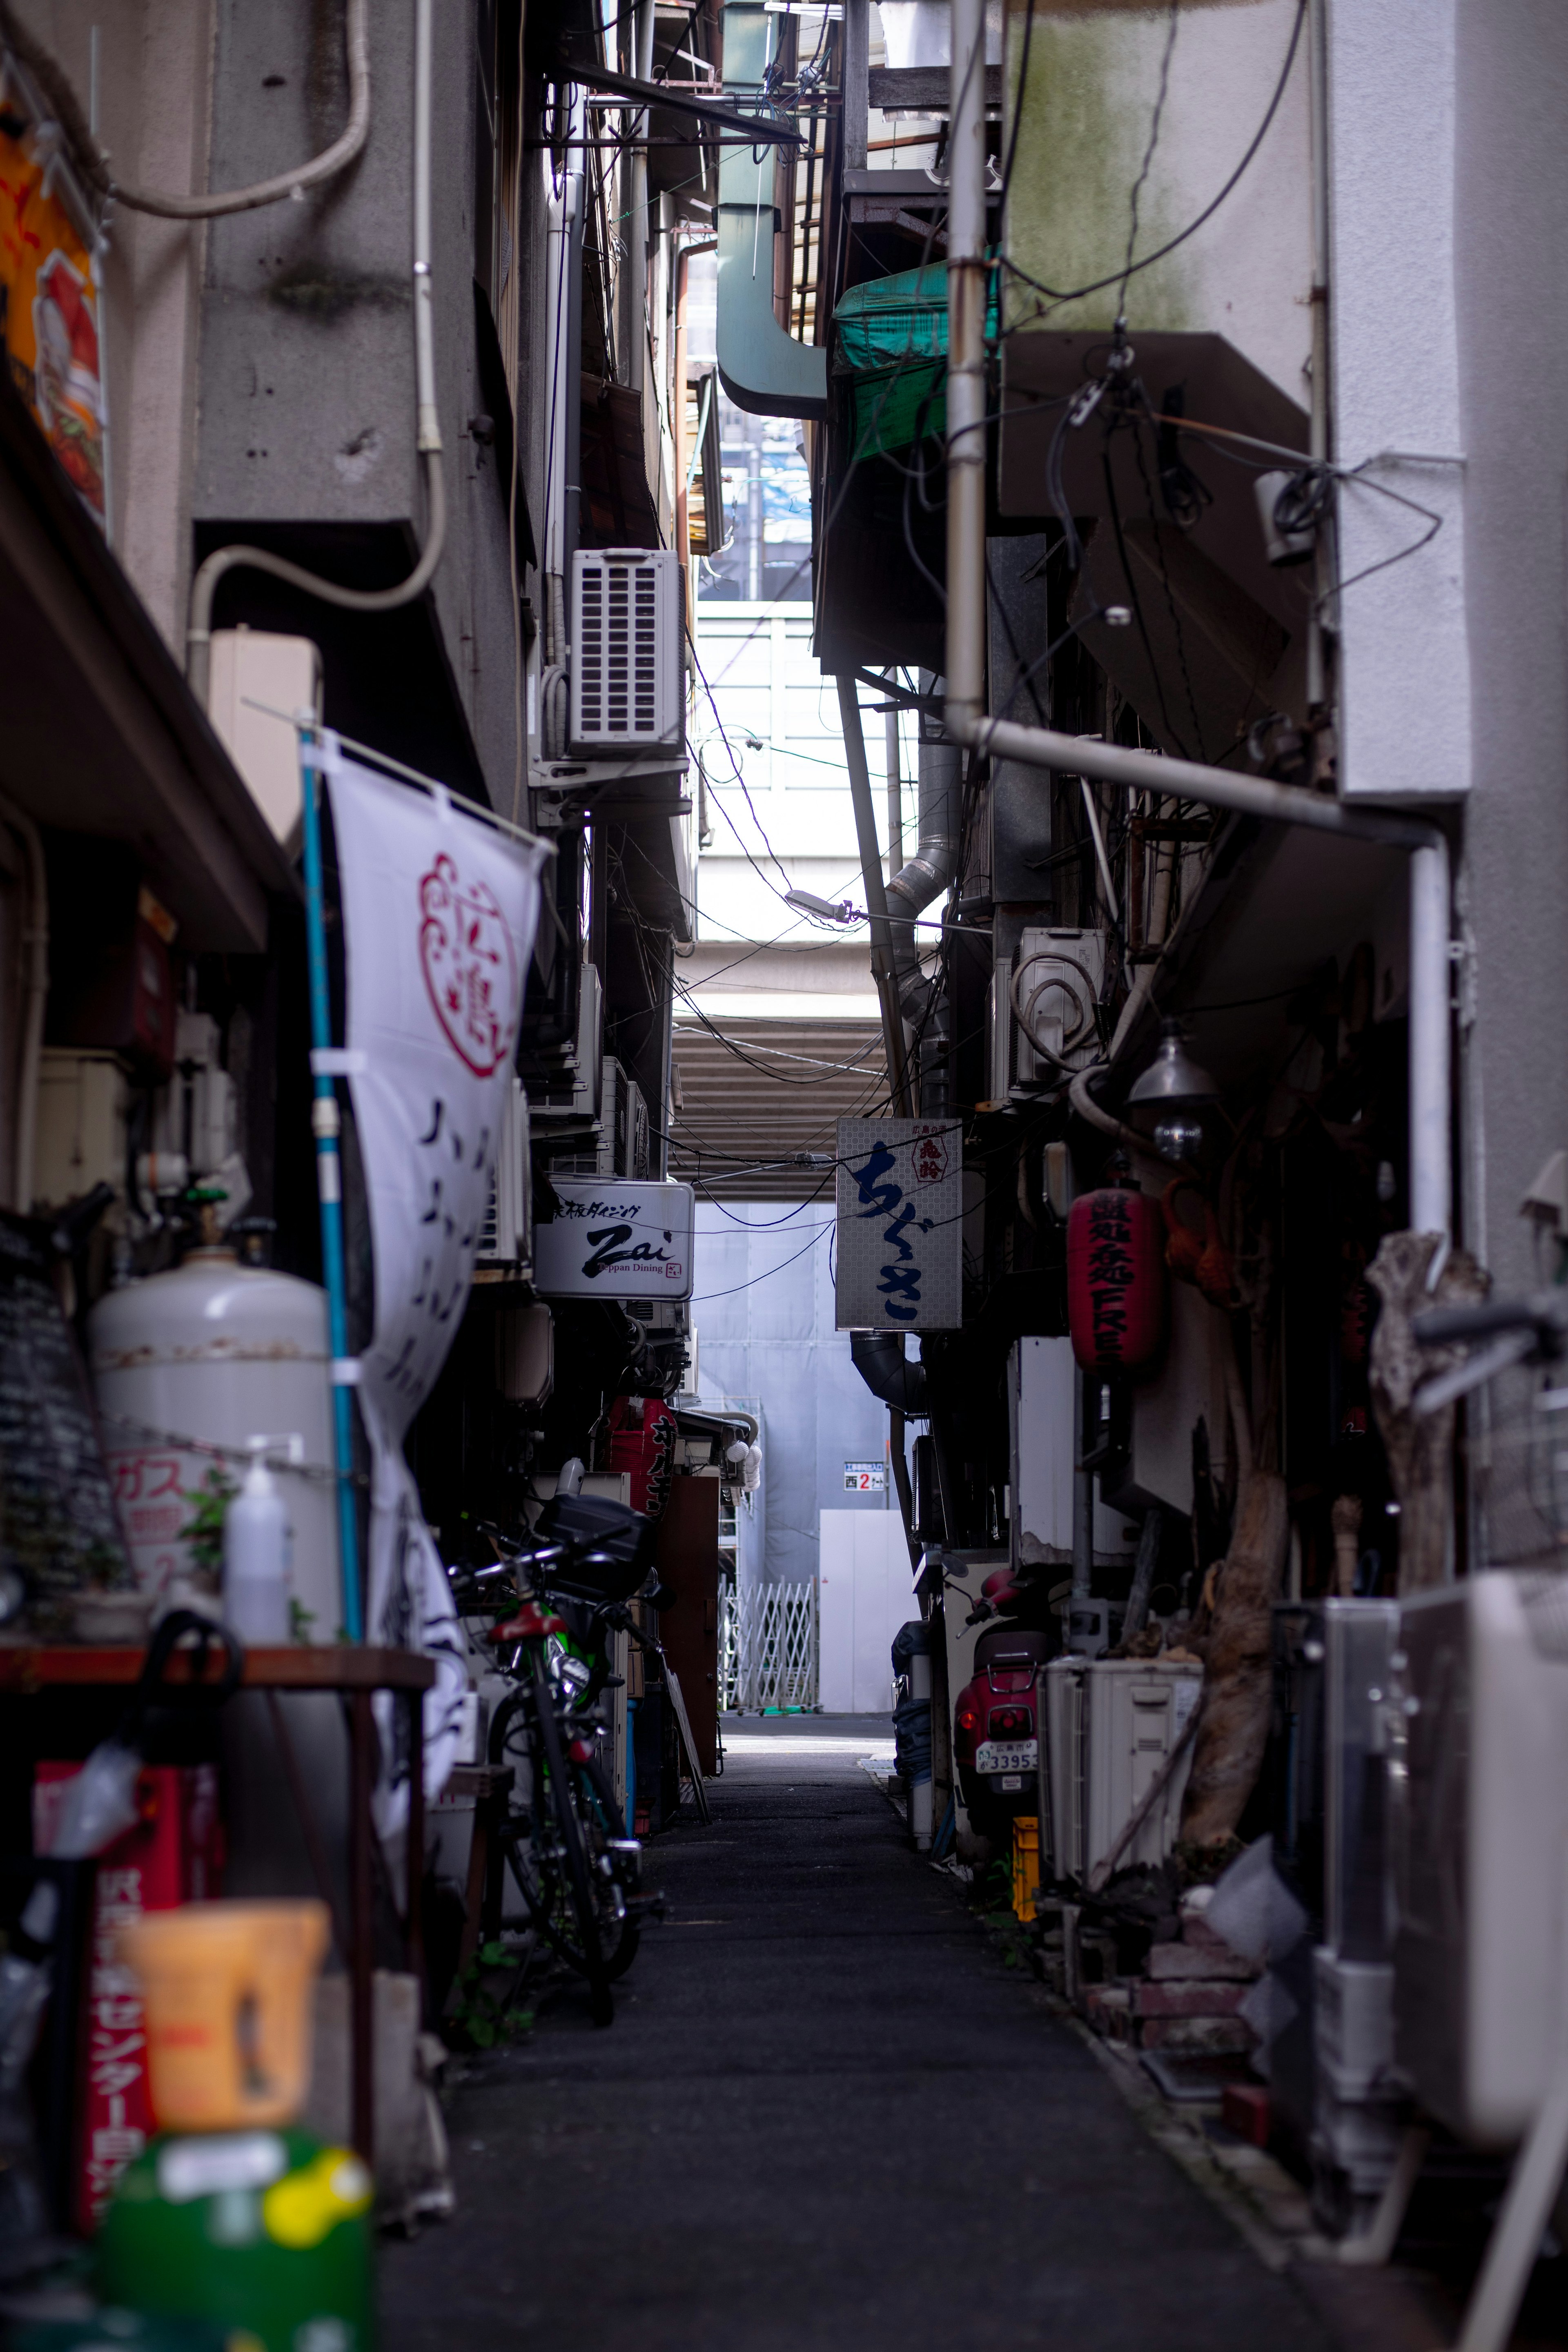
[
  {"left": 118, "top": 1900, "right": 330, "bottom": 2131},
  {"left": 1011, "top": 1816, "right": 1040, "bottom": 1922}
]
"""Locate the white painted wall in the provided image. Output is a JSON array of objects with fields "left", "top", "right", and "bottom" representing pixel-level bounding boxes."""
[
  {"left": 1328, "top": 0, "right": 1471, "bottom": 800},
  {"left": 818, "top": 1510, "right": 918, "bottom": 1714}
]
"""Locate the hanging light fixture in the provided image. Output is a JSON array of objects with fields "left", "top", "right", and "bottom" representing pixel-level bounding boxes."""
[{"left": 1126, "top": 1018, "right": 1221, "bottom": 1165}]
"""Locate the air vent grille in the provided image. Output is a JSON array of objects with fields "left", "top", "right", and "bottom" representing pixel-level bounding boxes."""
[{"left": 569, "top": 550, "right": 684, "bottom": 755}]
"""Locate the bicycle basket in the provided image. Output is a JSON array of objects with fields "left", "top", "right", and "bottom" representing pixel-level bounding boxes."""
[
  {"left": 535, "top": 1490, "right": 659, "bottom": 1602},
  {"left": 1467, "top": 1366, "right": 1568, "bottom": 1570}
]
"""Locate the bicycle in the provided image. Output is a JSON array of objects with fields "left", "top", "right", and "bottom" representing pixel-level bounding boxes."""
[{"left": 448, "top": 1491, "right": 664, "bottom": 2028}]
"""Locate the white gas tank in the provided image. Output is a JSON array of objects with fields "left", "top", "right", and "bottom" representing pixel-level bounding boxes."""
[{"left": 88, "top": 1248, "right": 341, "bottom": 1640}]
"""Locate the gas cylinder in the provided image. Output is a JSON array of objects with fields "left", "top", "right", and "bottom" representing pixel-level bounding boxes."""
[
  {"left": 88, "top": 1248, "right": 339, "bottom": 1640},
  {"left": 96, "top": 1902, "right": 374, "bottom": 2352},
  {"left": 1067, "top": 1172, "right": 1166, "bottom": 1373}
]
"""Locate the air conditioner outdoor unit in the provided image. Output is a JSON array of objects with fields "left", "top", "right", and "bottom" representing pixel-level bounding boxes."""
[
  {"left": 1393, "top": 1571, "right": 1568, "bottom": 2148},
  {"left": 476, "top": 1078, "right": 531, "bottom": 1269},
  {"left": 1043, "top": 1656, "right": 1201, "bottom": 1884},
  {"left": 570, "top": 549, "right": 684, "bottom": 757},
  {"left": 622, "top": 1076, "right": 650, "bottom": 1179}
]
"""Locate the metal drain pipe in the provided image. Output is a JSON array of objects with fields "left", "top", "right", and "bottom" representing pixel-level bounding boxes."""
[{"left": 941, "top": 0, "right": 1452, "bottom": 1236}]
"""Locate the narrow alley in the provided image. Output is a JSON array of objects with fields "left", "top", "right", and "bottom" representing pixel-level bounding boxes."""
[{"left": 382, "top": 1722, "right": 1336, "bottom": 2352}]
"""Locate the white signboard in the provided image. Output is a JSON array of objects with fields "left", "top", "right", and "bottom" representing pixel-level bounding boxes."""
[
  {"left": 321, "top": 737, "right": 547, "bottom": 1826},
  {"left": 535, "top": 1179, "right": 696, "bottom": 1300},
  {"left": 844, "top": 1460, "right": 886, "bottom": 1492},
  {"left": 835, "top": 1117, "right": 962, "bottom": 1332}
]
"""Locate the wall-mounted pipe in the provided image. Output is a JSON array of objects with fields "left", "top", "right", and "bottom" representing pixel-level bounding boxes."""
[
  {"left": 885, "top": 672, "right": 961, "bottom": 996},
  {"left": 838, "top": 675, "right": 914, "bottom": 1115},
  {"left": 186, "top": 0, "right": 443, "bottom": 704},
  {"left": 942, "top": 0, "right": 1452, "bottom": 1238},
  {"left": 715, "top": 0, "right": 827, "bottom": 416},
  {"left": 851, "top": 1330, "right": 929, "bottom": 1413},
  {"left": 0, "top": 795, "right": 47, "bottom": 1213}
]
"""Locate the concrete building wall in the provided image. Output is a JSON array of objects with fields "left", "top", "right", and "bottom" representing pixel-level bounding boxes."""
[
  {"left": 193, "top": 0, "right": 518, "bottom": 793},
  {"left": 691, "top": 1200, "right": 895, "bottom": 1588},
  {"left": 1453, "top": 1, "right": 1568, "bottom": 1294}
]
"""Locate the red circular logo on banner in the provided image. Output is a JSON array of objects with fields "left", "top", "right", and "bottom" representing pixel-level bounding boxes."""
[{"left": 418, "top": 853, "right": 519, "bottom": 1076}]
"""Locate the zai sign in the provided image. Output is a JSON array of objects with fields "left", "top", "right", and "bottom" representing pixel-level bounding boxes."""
[
  {"left": 535, "top": 1179, "right": 696, "bottom": 1300},
  {"left": 834, "top": 1118, "right": 962, "bottom": 1332}
]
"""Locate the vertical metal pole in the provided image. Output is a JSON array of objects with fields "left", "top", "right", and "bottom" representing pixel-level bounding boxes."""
[
  {"left": 349, "top": 1688, "right": 374, "bottom": 2163},
  {"left": 885, "top": 707, "right": 904, "bottom": 875},
  {"left": 837, "top": 675, "right": 913, "bottom": 1116},
  {"left": 298, "top": 736, "right": 365, "bottom": 1642},
  {"left": 944, "top": 0, "right": 988, "bottom": 742},
  {"left": 405, "top": 1687, "right": 425, "bottom": 2016}
]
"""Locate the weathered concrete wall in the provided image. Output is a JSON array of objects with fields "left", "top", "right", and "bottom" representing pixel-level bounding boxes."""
[
  {"left": 1453, "top": 0, "right": 1568, "bottom": 1289},
  {"left": 193, "top": 0, "right": 517, "bottom": 793}
]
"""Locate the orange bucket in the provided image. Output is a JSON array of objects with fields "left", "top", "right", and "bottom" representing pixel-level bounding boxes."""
[{"left": 118, "top": 1900, "right": 330, "bottom": 2132}]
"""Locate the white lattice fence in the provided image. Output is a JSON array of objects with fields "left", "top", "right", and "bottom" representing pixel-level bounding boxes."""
[
  {"left": 733, "top": 1581, "right": 817, "bottom": 1711},
  {"left": 717, "top": 1584, "right": 741, "bottom": 1711}
]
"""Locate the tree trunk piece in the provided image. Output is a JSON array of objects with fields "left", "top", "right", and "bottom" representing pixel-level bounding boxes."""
[{"left": 1178, "top": 1469, "right": 1288, "bottom": 1846}]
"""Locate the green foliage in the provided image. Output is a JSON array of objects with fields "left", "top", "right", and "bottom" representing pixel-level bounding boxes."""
[
  {"left": 179, "top": 1465, "right": 238, "bottom": 1579},
  {"left": 446, "top": 1941, "right": 534, "bottom": 2052}
]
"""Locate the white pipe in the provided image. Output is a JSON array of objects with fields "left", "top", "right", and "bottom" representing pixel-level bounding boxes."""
[
  {"left": 945, "top": 0, "right": 987, "bottom": 742},
  {"left": 108, "top": 0, "right": 370, "bottom": 218},
  {"left": 0, "top": 796, "right": 47, "bottom": 1213},
  {"left": 1305, "top": 0, "right": 1330, "bottom": 709},
  {"left": 628, "top": 0, "right": 655, "bottom": 399},
  {"left": 542, "top": 88, "right": 584, "bottom": 666},
  {"left": 943, "top": 18, "right": 1452, "bottom": 1235},
  {"left": 185, "top": 0, "right": 442, "bottom": 703}
]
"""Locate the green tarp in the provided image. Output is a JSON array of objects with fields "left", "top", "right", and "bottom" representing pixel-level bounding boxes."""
[{"left": 832, "top": 261, "right": 999, "bottom": 459}]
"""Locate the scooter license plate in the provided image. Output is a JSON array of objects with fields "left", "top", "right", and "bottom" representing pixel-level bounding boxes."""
[{"left": 974, "top": 1740, "right": 1038, "bottom": 1775}]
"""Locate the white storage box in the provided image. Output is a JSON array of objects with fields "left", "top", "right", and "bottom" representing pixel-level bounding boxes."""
[{"left": 1044, "top": 1655, "right": 1203, "bottom": 1884}]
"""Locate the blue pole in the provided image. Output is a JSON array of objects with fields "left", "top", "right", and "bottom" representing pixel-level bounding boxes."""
[{"left": 298, "top": 735, "right": 365, "bottom": 1643}]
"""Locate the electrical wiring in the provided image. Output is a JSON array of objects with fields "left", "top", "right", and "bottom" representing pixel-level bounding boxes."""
[
  {"left": 997, "top": 0, "right": 1306, "bottom": 329},
  {"left": 686, "top": 1220, "right": 833, "bottom": 1303},
  {"left": 1128, "top": 411, "right": 1209, "bottom": 762}
]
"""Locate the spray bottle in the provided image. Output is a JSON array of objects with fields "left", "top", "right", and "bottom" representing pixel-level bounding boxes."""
[{"left": 223, "top": 1437, "right": 301, "bottom": 1644}]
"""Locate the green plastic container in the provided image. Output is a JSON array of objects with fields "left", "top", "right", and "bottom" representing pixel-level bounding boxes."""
[{"left": 95, "top": 2129, "right": 374, "bottom": 2352}]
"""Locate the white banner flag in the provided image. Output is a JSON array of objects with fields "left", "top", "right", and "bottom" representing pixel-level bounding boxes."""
[
  {"left": 834, "top": 1117, "right": 963, "bottom": 1332},
  {"left": 321, "top": 739, "right": 547, "bottom": 1823}
]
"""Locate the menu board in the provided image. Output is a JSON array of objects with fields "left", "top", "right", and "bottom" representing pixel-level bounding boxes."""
[{"left": 0, "top": 1214, "right": 131, "bottom": 1629}]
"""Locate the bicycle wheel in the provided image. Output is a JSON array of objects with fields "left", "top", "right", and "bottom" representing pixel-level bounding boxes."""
[
  {"left": 574, "top": 1750, "right": 642, "bottom": 1983},
  {"left": 488, "top": 1674, "right": 618, "bottom": 2022}
]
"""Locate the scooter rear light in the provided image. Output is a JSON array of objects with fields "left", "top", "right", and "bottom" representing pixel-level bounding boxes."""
[
  {"left": 956, "top": 1704, "right": 979, "bottom": 1732},
  {"left": 988, "top": 1706, "right": 1031, "bottom": 1739}
]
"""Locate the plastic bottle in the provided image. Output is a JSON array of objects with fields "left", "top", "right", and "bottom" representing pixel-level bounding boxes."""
[{"left": 223, "top": 1438, "right": 299, "bottom": 1643}]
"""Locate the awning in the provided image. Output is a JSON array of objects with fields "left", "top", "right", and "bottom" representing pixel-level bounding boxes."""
[
  {"left": 668, "top": 1016, "right": 887, "bottom": 1200},
  {"left": 0, "top": 367, "right": 295, "bottom": 951}
]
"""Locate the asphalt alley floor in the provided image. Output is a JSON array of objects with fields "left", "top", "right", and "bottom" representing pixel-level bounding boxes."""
[{"left": 380, "top": 1717, "right": 1374, "bottom": 2352}]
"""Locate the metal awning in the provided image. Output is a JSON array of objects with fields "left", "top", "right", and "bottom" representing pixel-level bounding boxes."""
[
  {"left": 0, "top": 370, "right": 296, "bottom": 951},
  {"left": 669, "top": 1015, "right": 887, "bottom": 1200}
]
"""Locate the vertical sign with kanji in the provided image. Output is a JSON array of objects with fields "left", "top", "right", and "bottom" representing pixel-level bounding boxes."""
[
  {"left": 834, "top": 1118, "right": 963, "bottom": 1332},
  {"left": 320, "top": 737, "right": 547, "bottom": 1828}
]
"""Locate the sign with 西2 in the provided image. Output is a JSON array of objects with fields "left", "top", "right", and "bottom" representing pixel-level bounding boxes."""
[
  {"left": 844, "top": 1460, "right": 886, "bottom": 1492},
  {"left": 834, "top": 1119, "right": 962, "bottom": 1332},
  {"left": 534, "top": 1179, "right": 696, "bottom": 1300}
]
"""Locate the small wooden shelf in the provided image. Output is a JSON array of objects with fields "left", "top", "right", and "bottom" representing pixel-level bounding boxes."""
[{"left": 0, "top": 1644, "right": 435, "bottom": 1694}]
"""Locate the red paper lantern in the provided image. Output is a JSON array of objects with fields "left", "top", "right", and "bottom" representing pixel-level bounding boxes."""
[{"left": 1067, "top": 1178, "right": 1166, "bottom": 1372}]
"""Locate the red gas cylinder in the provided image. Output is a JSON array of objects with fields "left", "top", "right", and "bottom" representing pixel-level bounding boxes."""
[{"left": 1067, "top": 1175, "right": 1166, "bottom": 1372}]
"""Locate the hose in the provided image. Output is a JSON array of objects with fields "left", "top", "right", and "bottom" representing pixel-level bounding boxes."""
[
  {"left": 185, "top": 0, "right": 441, "bottom": 703},
  {"left": 107, "top": 0, "right": 369, "bottom": 219}
]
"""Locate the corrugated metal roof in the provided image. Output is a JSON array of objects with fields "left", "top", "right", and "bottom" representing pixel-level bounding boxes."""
[{"left": 668, "top": 1017, "right": 889, "bottom": 1200}]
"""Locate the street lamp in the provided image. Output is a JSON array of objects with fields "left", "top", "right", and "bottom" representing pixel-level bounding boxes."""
[{"left": 1126, "top": 1017, "right": 1221, "bottom": 1165}]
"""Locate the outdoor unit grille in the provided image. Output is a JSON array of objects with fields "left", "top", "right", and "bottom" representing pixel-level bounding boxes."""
[
  {"left": 570, "top": 549, "right": 684, "bottom": 755},
  {"left": 476, "top": 1078, "right": 531, "bottom": 1268}
]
